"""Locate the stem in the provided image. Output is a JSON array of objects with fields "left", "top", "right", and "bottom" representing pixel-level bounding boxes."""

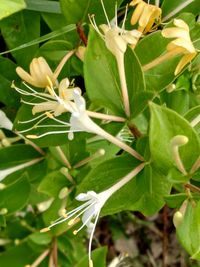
[
  {"left": 91, "top": 119, "right": 144, "bottom": 161},
  {"left": 60, "top": 167, "right": 74, "bottom": 184},
  {"left": 185, "top": 183, "right": 200, "bottom": 194},
  {"left": 55, "top": 146, "right": 71, "bottom": 169},
  {"left": 105, "top": 163, "right": 145, "bottom": 196},
  {"left": 142, "top": 49, "right": 182, "bottom": 72},
  {"left": 54, "top": 50, "right": 75, "bottom": 79},
  {"left": 29, "top": 249, "right": 50, "bottom": 267},
  {"left": 116, "top": 53, "right": 130, "bottom": 117},
  {"left": 16, "top": 131, "right": 45, "bottom": 155},
  {"left": 190, "top": 156, "right": 200, "bottom": 174},
  {"left": 86, "top": 110, "right": 125, "bottom": 122},
  {"left": 73, "top": 149, "right": 105, "bottom": 168}
]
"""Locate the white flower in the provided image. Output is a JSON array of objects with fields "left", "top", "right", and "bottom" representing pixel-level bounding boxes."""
[
  {"left": 0, "top": 157, "right": 43, "bottom": 182},
  {"left": 90, "top": 2, "right": 142, "bottom": 58},
  {"left": 0, "top": 110, "right": 13, "bottom": 131},
  {"left": 41, "top": 163, "right": 145, "bottom": 267}
]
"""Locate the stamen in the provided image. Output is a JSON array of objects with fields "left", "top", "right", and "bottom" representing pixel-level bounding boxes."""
[
  {"left": 100, "top": 0, "right": 111, "bottom": 27},
  {"left": 26, "top": 129, "right": 79, "bottom": 139},
  {"left": 121, "top": 5, "right": 128, "bottom": 30},
  {"left": 18, "top": 113, "right": 48, "bottom": 124},
  {"left": 88, "top": 15, "right": 104, "bottom": 38},
  {"left": 17, "top": 116, "right": 48, "bottom": 133}
]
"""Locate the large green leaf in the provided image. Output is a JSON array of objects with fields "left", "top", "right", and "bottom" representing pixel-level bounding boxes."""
[
  {"left": 0, "top": 0, "right": 26, "bottom": 20},
  {"left": 84, "top": 27, "right": 123, "bottom": 116},
  {"left": 77, "top": 155, "right": 171, "bottom": 216},
  {"left": 0, "top": 174, "right": 30, "bottom": 214},
  {"left": 149, "top": 103, "right": 200, "bottom": 175}
]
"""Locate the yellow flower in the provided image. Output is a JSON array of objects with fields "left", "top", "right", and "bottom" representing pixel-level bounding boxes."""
[
  {"left": 16, "top": 57, "right": 56, "bottom": 88},
  {"left": 161, "top": 19, "right": 197, "bottom": 75},
  {"left": 130, "top": 0, "right": 161, "bottom": 33},
  {"left": 16, "top": 50, "right": 75, "bottom": 88}
]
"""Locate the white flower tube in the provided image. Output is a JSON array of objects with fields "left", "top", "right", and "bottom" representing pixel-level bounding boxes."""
[{"left": 0, "top": 157, "right": 43, "bottom": 182}]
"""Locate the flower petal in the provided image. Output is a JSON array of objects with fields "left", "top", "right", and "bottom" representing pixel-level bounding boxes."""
[
  {"left": 174, "top": 19, "right": 189, "bottom": 31},
  {"left": 0, "top": 110, "right": 13, "bottom": 130},
  {"left": 130, "top": 1, "right": 145, "bottom": 25},
  {"left": 175, "top": 53, "right": 196, "bottom": 75}
]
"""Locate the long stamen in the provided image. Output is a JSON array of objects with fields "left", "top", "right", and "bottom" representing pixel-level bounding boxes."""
[
  {"left": 100, "top": 0, "right": 111, "bottom": 27},
  {"left": 121, "top": 5, "right": 128, "bottom": 30},
  {"left": 18, "top": 116, "right": 49, "bottom": 133},
  {"left": 27, "top": 129, "right": 81, "bottom": 139},
  {"left": 88, "top": 15, "right": 104, "bottom": 38},
  {"left": 18, "top": 113, "right": 48, "bottom": 124},
  {"left": 73, "top": 212, "right": 95, "bottom": 235},
  {"left": 48, "top": 201, "right": 93, "bottom": 229},
  {"left": 21, "top": 99, "right": 46, "bottom": 106}
]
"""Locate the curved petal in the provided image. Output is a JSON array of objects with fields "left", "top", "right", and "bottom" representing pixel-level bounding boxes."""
[
  {"left": 175, "top": 53, "right": 197, "bottom": 75},
  {"left": 161, "top": 28, "right": 189, "bottom": 40},
  {"left": 130, "top": 2, "right": 145, "bottom": 25},
  {"left": 16, "top": 67, "right": 35, "bottom": 86},
  {"left": 174, "top": 19, "right": 189, "bottom": 31}
]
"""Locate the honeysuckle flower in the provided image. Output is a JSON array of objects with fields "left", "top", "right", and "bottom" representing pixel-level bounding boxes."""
[
  {"left": 89, "top": 0, "right": 142, "bottom": 117},
  {"left": 0, "top": 157, "right": 43, "bottom": 182},
  {"left": 130, "top": 0, "right": 162, "bottom": 33},
  {"left": 161, "top": 19, "right": 197, "bottom": 75},
  {"left": 16, "top": 50, "right": 74, "bottom": 88},
  {"left": 26, "top": 89, "right": 143, "bottom": 161},
  {"left": 143, "top": 19, "right": 197, "bottom": 75},
  {"left": 0, "top": 110, "right": 13, "bottom": 131},
  {"left": 41, "top": 162, "right": 145, "bottom": 267}
]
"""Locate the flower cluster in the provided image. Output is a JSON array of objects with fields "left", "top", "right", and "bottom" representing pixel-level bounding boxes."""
[{"left": 130, "top": 0, "right": 162, "bottom": 33}]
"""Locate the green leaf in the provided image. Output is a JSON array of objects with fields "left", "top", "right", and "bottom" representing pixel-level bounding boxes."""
[
  {"left": 0, "top": 24, "right": 76, "bottom": 56},
  {"left": 0, "top": 57, "right": 20, "bottom": 108},
  {"left": 28, "top": 231, "right": 51, "bottom": 245},
  {"left": 75, "top": 247, "right": 107, "bottom": 267},
  {"left": 0, "top": 144, "right": 41, "bottom": 169},
  {"left": 78, "top": 155, "right": 171, "bottom": 216},
  {"left": 0, "top": 174, "right": 30, "bottom": 214},
  {"left": 176, "top": 200, "right": 200, "bottom": 260},
  {"left": 0, "top": 242, "right": 37, "bottom": 267},
  {"left": 38, "top": 170, "right": 69, "bottom": 198},
  {"left": 0, "top": 10, "right": 40, "bottom": 68},
  {"left": 164, "top": 193, "right": 187, "bottom": 208},
  {"left": 161, "top": 0, "right": 200, "bottom": 22},
  {"left": 0, "top": 0, "right": 26, "bottom": 20},
  {"left": 26, "top": 0, "right": 61, "bottom": 13},
  {"left": 149, "top": 103, "right": 200, "bottom": 175},
  {"left": 60, "top": 0, "right": 121, "bottom": 25},
  {"left": 84, "top": 27, "right": 123, "bottom": 116}
]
